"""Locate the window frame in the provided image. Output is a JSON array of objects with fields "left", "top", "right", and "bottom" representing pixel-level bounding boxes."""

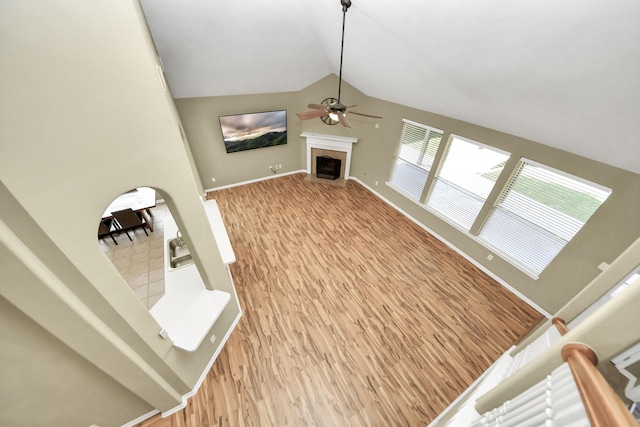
[
  {"left": 386, "top": 119, "right": 613, "bottom": 280},
  {"left": 477, "top": 157, "right": 612, "bottom": 278},
  {"left": 387, "top": 118, "right": 445, "bottom": 201},
  {"left": 425, "top": 134, "right": 511, "bottom": 231}
]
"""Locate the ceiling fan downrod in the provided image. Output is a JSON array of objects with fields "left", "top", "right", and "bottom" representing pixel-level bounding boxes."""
[
  {"left": 294, "top": 0, "right": 382, "bottom": 128},
  {"left": 337, "top": 0, "right": 351, "bottom": 104}
]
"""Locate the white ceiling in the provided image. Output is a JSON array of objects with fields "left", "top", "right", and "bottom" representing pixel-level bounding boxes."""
[{"left": 140, "top": 0, "right": 640, "bottom": 174}]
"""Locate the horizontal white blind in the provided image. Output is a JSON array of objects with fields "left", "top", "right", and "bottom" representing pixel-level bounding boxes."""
[
  {"left": 419, "top": 128, "right": 442, "bottom": 171},
  {"left": 479, "top": 160, "right": 611, "bottom": 275},
  {"left": 427, "top": 136, "right": 509, "bottom": 230},
  {"left": 428, "top": 179, "right": 487, "bottom": 230},
  {"left": 389, "top": 159, "right": 428, "bottom": 199},
  {"left": 389, "top": 120, "right": 443, "bottom": 200},
  {"left": 396, "top": 122, "right": 427, "bottom": 164}
]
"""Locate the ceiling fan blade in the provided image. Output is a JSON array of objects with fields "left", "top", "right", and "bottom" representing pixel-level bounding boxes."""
[
  {"left": 296, "top": 110, "right": 328, "bottom": 120},
  {"left": 348, "top": 111, "right": 384, "bottom": 119},
  {"left": 307, "top": 103, "right": 328, "bottom": 110},
  {"left": 337, "top": 112, "right": 353, "bottom": 128}
]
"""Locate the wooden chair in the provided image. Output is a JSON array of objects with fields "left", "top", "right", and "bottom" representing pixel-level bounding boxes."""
[
  {"left": 111, "top": 208, "right": 149, "bottom": 241},
  {"left": 98, "top": 218, "right": 118, "bottom": 245}
]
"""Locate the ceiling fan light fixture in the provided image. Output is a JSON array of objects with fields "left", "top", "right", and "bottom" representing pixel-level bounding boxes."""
[{"left": 295, "top": 0, "right": 382, "bottom": 128}]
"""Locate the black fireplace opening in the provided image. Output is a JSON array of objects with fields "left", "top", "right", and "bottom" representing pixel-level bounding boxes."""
[{"left": 316, "top": 156, "right": 342, "bottom": 180}]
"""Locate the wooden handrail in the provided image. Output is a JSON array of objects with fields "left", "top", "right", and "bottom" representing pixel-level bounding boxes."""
[
  {"left": 561, "top": 343, "right": 637, "bottom": 427},
  {"left": 552, "top": 316, "right": 569, "bottom": 336}
]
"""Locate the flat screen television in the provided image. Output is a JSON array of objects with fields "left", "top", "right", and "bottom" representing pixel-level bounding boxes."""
[{"left": 219, "top": 110, "right": 287, "bottom": 153}]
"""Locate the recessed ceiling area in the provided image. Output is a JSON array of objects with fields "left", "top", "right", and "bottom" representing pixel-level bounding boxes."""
[{"left": 140, "top": 0, "right": 640, "bottom": 175}]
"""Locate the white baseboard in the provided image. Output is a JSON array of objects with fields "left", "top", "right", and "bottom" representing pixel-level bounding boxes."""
[
  {"left": 426, "top": 345, "right": 516, "bottom": 427},
  {"left": 159, "top": 311, "right": 243, "bottom": 418},
  {"left": 351, "top": 177, "right": 551, "bottom": 318},
  {"left": 120, "top": 409, "right": 159, "bottom": 427},
  {"left": 122, "top": 311, "right": 243, "bottom": 426},
  {"left": 204, "top": 170, "right": 306, "bottom": 193}
]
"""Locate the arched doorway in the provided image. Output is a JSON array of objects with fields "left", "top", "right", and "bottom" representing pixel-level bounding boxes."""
[{"left": 98, "top": 187, "right": 172, "bottom": 309}]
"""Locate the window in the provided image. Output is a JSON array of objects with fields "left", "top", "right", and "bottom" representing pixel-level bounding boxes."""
[
  {"left": 388, "top": 119, "right": 443, "bottom": 199},
  {"left": 426, "top": 136, "right": 510, "bottom": 230},
  {"left": 479, "top": 159, "right": 612, "bottom": 276},
  {"left": 387, "top": 120, "right": 613, "bottom": 278}
]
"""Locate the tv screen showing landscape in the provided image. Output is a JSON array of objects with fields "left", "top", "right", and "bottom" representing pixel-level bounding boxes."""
[{"left": 219, "top": 110, "right": 287, "bottom": 153}]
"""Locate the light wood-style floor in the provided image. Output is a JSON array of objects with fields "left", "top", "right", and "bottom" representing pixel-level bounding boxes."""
[{"left": 136, "top": 173, "right": 543, "bottom": 427}]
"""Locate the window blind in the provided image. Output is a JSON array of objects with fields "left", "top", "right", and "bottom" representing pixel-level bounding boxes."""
[
  {"left": 479, "top": 159, "right": 611, "bottom": 276},
  {"left": 427, "top": 136, "right": 509, "bottom": 230},
  {"left": 388, "top": 119, "right": 443, "bottom": 199}
]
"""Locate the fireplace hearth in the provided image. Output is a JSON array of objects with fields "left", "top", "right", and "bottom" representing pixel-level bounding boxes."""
[
  {"left": 302, "top": 132, "right": 357, "bottom": 187},
  {"left": 316, "top": 156, "right": 342, "bottom": 180}
]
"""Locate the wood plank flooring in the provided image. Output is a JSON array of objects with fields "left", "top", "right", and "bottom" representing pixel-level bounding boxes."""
[{"left": 135, "top": 173, "right": 543, "bottom": 427}]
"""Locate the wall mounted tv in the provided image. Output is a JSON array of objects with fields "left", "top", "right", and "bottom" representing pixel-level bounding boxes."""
[{"left": 219, "top": 110, "right": 287, "bottom": 153}]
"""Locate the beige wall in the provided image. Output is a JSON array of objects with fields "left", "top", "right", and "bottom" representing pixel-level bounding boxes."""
[
  {"left": 348, "top": 92, "right": 640, "bottom": 315},
  {"left": 1, "top": 1, "right": 239, "bottom": 425},
  {"left": 179, "top": 74, "right": 640, "bottom": 315},
  {"left": 0, "top": 290, "right": 151, "bottom": 426},
  {"left": 174, "top": 75, "right": 370, "bottom": 189},
  {"left": 175, "top": 92, "right": 305, "bottom": 188}
]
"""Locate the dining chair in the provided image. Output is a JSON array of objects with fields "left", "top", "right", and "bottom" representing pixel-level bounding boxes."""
[
  {"left": 111, "top": 208, "right": 149, "bottom": 241},
  {"left": 98, "top": 218, "right": 118, "bottom": 245}
]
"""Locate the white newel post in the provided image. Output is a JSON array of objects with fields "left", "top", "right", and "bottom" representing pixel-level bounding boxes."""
[{"left": 301, "top": 132, "right": 358, "bottom": 179}]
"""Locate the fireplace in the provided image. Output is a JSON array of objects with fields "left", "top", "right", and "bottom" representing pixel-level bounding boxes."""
[
  {"left": 301, "top": 132, "right": 358, "bottom": 185},
  {"left": 316, "top": 156, "right": 342, "bottom": 180},
  {"left": 309, "top": 148, "right": 347, "bottom": 182}
]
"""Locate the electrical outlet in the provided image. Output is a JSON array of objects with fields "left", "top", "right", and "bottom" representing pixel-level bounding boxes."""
[
  {"left": 375, "top": 180, "right": 379, "bottom": 186},
  {"left": 375, "top": 123, "right": 380, "bottom": 129},
  {"left": 487, "top": 254, "right": 494, "bottom": 261},
  {"left": 210, "top": 334, "right": 216, "bottom": 344},
  {"left": 211, "top": 177, "right": 216, "bottom": 183}
]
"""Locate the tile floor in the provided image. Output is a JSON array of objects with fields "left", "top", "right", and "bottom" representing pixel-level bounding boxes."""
[{"left": 99, "top": 203, "right": 169, "bottom": 309}]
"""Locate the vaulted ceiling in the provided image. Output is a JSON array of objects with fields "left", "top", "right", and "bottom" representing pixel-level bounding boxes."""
[{"left": 140, "top": 0, "right": 640, "bottom": 174}]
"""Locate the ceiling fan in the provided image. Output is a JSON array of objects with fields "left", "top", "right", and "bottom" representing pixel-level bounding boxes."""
[{"left": 296, "top": 0, "right": 382, "bottom": 128}]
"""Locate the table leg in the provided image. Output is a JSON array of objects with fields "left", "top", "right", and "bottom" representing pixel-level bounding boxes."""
[{"left": 138, "top": 209, "right": 154, "bottom": 232}]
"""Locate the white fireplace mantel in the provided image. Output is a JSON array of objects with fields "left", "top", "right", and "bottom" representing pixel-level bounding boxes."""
[{"left": 301, "top": 132, "right": 358, "bottom": 179}]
